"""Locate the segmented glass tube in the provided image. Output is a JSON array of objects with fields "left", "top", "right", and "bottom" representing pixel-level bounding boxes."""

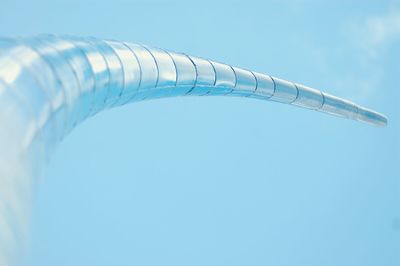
[
  {"left": 0, "top": 35, "right": 388, "bottom": 265},
  {"left": 0, "top": 35, "right": 388, "bottom": 157}
]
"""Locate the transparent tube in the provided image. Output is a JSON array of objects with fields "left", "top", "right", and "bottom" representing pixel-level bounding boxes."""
[{"left": 0, "top": 35, "right": 387, "bottom": 266}]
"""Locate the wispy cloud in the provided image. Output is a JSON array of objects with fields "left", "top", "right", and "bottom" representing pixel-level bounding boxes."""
[
  {"left": 365, "top": 10, "right": 400, "bottom": 46},
  {"left": 352, "top": 7, "right": 400, "bottom": 59},
  {"left": 337, "top": 7, "right": 400, "bottom": 101}
]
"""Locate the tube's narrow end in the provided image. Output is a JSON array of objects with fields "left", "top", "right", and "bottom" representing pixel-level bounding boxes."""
[{"left": 357, "top": 106, "right": 388, "bottom": 127}]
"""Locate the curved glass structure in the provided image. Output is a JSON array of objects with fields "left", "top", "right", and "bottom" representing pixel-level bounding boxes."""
[{"left": 0, "top": 35, "right": 387, "bottom": 265}]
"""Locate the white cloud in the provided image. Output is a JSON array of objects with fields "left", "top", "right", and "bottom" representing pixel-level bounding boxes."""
[
  {"left": 331, "top": 7, "right": 400, "bottom": 102},
  {"left": 353, "top": 8, "right": 400, "bottom": 60},
  {"left": 366, "top": 10, "right": 400, "bottom": 46}
]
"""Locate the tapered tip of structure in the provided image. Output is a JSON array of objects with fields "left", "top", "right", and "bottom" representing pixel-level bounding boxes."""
[{"left": 357, "top": 106, "right": 388, "bottom": 127}]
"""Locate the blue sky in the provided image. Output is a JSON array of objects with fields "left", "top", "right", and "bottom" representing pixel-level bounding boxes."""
[{"left": 1, "top": 0, "right": 399, "bottom": 265}]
